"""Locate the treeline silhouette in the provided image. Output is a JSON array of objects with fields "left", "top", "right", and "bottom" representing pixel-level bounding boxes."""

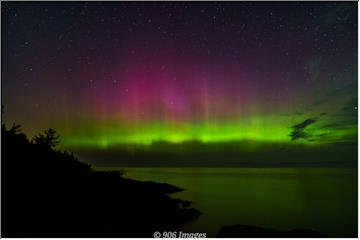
[{"left": 2, "top": 122, "right": 200, "bottom": 237}]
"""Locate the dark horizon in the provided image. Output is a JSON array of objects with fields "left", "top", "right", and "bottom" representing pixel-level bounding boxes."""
[{"left": 69, "top": 140, "right": 357, "bottom": 168}]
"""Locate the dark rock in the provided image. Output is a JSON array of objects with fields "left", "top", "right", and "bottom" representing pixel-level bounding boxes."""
[
  {"left": 217, "top": 225, "right": 325, "bottom": 238},
  {"left": 2, "top": 124, "right": 201, "bottom": 237}
]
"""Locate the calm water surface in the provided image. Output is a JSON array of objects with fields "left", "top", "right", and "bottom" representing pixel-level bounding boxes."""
[{"left": 98, "top": 167, "right": 357, "bottom": 237}]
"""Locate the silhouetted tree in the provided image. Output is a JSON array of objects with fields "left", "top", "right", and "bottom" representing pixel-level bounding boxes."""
[
  {"left": 9, "top": 123, "right": 22, "bottom": 135},
  {"left": 32, "top": 128, "right": 60, "bottom": 148},
  {"left": 3, "top": 120, "right": 201, "bottom": 238}
]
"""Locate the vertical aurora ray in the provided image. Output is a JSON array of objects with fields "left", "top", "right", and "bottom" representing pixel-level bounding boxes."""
[{"left": 1, "top": 2, "right": 357, "bottom": 150}]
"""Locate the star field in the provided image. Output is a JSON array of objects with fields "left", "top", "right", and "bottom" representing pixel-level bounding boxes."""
[{"left": 2, "top": 2, "right": 357, "bottom": 147}]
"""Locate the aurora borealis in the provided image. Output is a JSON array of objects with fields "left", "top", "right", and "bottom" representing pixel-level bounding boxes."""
[
  {"left": 2, "top": 2, "right": 357, "bottom": 164},
  {"left": 2, "top": 3, "right": 358, "bottom": 237}
]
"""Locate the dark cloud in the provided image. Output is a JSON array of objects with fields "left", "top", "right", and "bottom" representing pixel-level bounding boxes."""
[
  {"left": 292, "top": 118, "right": 316, "bottom": 130},
  {"left": 289, "top": 130, "right": 309, "bottom": 141},
  {"left": 289, "top": 118, "right": 316, "bottom": 141}
]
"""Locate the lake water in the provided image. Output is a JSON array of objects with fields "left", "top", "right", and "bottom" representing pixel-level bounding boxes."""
[{"left": 98, "top": 167, "right": 357, "bottom": 237}]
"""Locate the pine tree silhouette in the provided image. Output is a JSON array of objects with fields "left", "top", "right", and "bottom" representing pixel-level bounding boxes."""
[{"left": 32, "top": 128, "right": 60, "bottom": 148}]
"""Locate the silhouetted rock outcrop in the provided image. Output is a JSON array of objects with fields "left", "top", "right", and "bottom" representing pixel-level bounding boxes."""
[
  {"left": 217, "top": 225, "right": 325, "bottom": 238},
  {"left": 2, "top": 124, "right": 201, "bottom": 237}
]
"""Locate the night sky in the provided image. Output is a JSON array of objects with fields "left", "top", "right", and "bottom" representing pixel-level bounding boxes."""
[{"left": 2, "top": 2, "right": 357, "bottom": 152}]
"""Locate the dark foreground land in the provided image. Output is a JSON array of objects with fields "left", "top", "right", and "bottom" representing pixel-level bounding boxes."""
[{"left": 2, "top": 125, "right": 200, "bottom": 237}]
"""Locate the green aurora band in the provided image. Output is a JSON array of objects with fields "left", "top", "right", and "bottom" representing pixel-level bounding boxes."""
[{"left": 61, "top": 113, "right": 357, "bottom": 148}]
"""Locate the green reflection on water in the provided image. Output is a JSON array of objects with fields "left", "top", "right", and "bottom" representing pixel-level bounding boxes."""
[{"left": 106, "top": 167, "right": 357, "bottom": 237}]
